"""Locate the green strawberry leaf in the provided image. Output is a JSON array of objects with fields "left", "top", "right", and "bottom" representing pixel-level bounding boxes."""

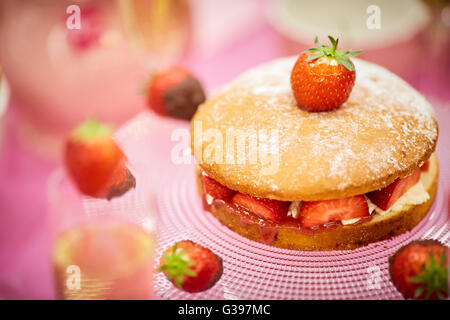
[
  {"left": 410, "top": 275, "right": 425, "bottom": 283},
  {"left": 409, "top": 249, "right": 449, "bottom": 300},
  {"left": 73, "top": 119, "right": 112, "bottom": 141},
  {"left": 184, "top": 269, "right": 197, "bottom": 277},
  {"left": 345, "top": 50, "right": 362, "bottom": 57},
  {"left": 314, "top": 36, "right": 321, "bottom": 47},
  {"left": 306, "top": 53, "right": 325, "bottom": 62},
  {"left": 158, "top": 242, "right": 199, "bottom": 290},
  {"left": 303, "top": 35, "right": 361, "bottom": 71},
  {"left": 303, "top": 48, "right": 320, "bottom": 53},
  {"left": 328, "top": 36, "right": 338, "bottom": 52},
  {"left": 414, "top": 286, "right": 425, "bottom": 298},
  {"left": 336, "top": 55, "right": 355, "bottom": 71}
]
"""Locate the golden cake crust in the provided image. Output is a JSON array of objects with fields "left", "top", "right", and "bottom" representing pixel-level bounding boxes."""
[
  {"left": 191, "top": 57, "right": 438, "bottom": 201},
  {"left": 196, "top": 155, "right": 438, "bottom": 251}
]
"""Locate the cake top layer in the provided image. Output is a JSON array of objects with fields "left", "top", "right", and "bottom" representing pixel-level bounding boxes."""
[{"left": 191, "top": 57, "right": 438, "bottom": 201}]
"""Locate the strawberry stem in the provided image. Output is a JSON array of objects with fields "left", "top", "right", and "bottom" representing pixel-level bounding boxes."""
[
  {"left": 73, "top": 119, "right": 112, "bottom": 141},
  {"left": 411, "top": 251, "right": 448, "bottom": 300},
  {"left": 303, "top": 35, "right": 361, "bottom": 71},
  {"left": 159, "top": 243, "right": 197, "bottom": 289}
]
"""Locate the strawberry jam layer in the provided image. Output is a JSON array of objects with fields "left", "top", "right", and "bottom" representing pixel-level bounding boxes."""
[{"left": 203, "top": 197, "right": 372, "bottom": 244}]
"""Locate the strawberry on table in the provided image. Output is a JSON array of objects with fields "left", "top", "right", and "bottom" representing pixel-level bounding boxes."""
[
  {"left": 232, "top": 193, "right": 289, "bottom": 223},
  {"left": 299, "top": 195, "right": 369, "bottom": 229},
  {"left": 159, "top": 240, "right": 223, "bottom": 293},
  {"left": 389, "top": 240, "right": 449, "bottom": 300},
  {"left": 290, "top": 36, "right": 361, "bottom": 112},
  {"left": 366, "top": 168, "right": 421, "bottom": 210},
  {"left": 147, "top": 66, "right": 206, "bottom": 120},
  {"left": 64, "top": 119, "right": 135, "bottom": 200}
]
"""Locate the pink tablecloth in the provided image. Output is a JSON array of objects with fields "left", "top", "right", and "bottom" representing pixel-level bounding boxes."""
[
  {"left": 0, "top": 110, "right": 56, "bottom": 299},
  {"left": 0, "top": 19, "right": 449, "bottom": 299}
]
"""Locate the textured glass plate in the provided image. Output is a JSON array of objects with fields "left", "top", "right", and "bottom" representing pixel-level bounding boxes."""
[{"left": 88, "top": 105, "right": 450, "bottom": 300}]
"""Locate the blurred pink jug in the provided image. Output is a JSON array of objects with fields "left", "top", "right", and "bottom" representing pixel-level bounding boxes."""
[{"left": 0, "top": 0, "right": 190, "bottom": 159}]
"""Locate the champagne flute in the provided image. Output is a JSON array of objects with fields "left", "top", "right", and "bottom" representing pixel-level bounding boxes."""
[{"left": 118, "top": 0, "right": 191, "bottom": 70}]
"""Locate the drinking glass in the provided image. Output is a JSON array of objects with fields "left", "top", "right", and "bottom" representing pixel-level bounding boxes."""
[{"left": 47, "top": 168, "right": 156, "bottom": 300}]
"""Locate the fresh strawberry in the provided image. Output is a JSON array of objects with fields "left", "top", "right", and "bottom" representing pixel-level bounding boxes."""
[
  {"left": 232, "top": 193, "right": 289, "bottom": 223},
  {"left": 64, "top": 119, "right": 135, "bottom": 200},
  {"left": 159, "top": 240, "right": 223, "bottom": 293},
  {"left": 202, "top": 175, "right": 235, "bottom": 203},
  {"left": 366, "top": 168, "right": 421, "bottom": 210},
  {"left": 389, "top": 240, "right": 449, "bottom": 300},
  {"left": 299, "top": 195, "right": 369, "bottom": 229},
  {"left": 290, "top": 36, "right": 361, "bottom": 112},
  {"left": 147, "top": 66, "right": 206, "bottom": 120},
  {"left": 420, "top": 160, "right": 430, "bottom": 172}
]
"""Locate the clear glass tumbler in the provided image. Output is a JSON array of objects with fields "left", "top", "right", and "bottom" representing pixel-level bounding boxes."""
[{"left": 47, "top": 168, "right": 156, "bottom": 300}]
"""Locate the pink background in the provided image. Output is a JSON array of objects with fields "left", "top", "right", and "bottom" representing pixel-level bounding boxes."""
[{"left": 0, "top": 6, "right": 449, "bottom": 299}]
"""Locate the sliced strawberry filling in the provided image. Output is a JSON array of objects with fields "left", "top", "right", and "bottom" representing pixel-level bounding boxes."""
[
  {"left": 232, "top": 193, "right": 289, "bottom": 223},
  {"left": 299, "top": 195, "right": 370, "bottom": 229},
  {"left": 366, "top": 168, "right": 421, "bottom": 211},
  {"left": 420, "top": 160, "right": 430, "bottom": 172},
  {"left": 201, "top": 163, "right": 425, "bottom": 230},
  {"left": 202, "top": 175, "right": 235, "bottom": 203}
]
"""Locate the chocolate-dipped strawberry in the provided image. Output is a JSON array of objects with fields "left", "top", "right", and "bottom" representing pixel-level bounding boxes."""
[{"left": 147, "top": 67, "right": 206, "bottom": 120}]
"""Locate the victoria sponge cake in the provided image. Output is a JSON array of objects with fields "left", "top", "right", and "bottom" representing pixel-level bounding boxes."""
[{"left": 190, "top": 56, "right": 438, "bottom": 250}]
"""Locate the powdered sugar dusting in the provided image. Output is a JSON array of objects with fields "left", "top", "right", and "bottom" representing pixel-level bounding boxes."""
[{"left": 194, "top": 57, "right": 438, "bottom": 200}]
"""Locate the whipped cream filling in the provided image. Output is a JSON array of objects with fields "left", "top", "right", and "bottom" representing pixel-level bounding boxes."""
[
  {"left": 341, "top": 218, "right": 363, "bottom": 225},
  {"left": 366, "top": 177, "right": 429, "bottom": 216},
  {"left": 287, "top": 201, "right": 301, "bottom": 218},
  {"left": 286, "top": 163, "right": 433, "bottom": 224},
  {"left": 205, "top": 194, "right": 214, "bottom": 205}
]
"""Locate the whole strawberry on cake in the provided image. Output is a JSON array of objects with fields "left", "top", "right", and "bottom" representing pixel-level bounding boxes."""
[{"left": 191, "top": 36, "right": 438, "bottom": 250}]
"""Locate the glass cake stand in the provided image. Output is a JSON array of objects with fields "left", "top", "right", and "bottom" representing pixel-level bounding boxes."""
[{"left": 51, "top": 107, "right": 450, "bottom": 300}]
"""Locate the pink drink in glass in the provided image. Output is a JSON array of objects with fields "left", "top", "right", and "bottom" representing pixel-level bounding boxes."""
[
  {"left": 0, "top": 0, "right": 144, "bottom": 158},
  {"left": 53, "top": 219, "right": 154, "bottom": 300},
  {"left": 48, "top": 165, "right": 156, "bottom": 300}
]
